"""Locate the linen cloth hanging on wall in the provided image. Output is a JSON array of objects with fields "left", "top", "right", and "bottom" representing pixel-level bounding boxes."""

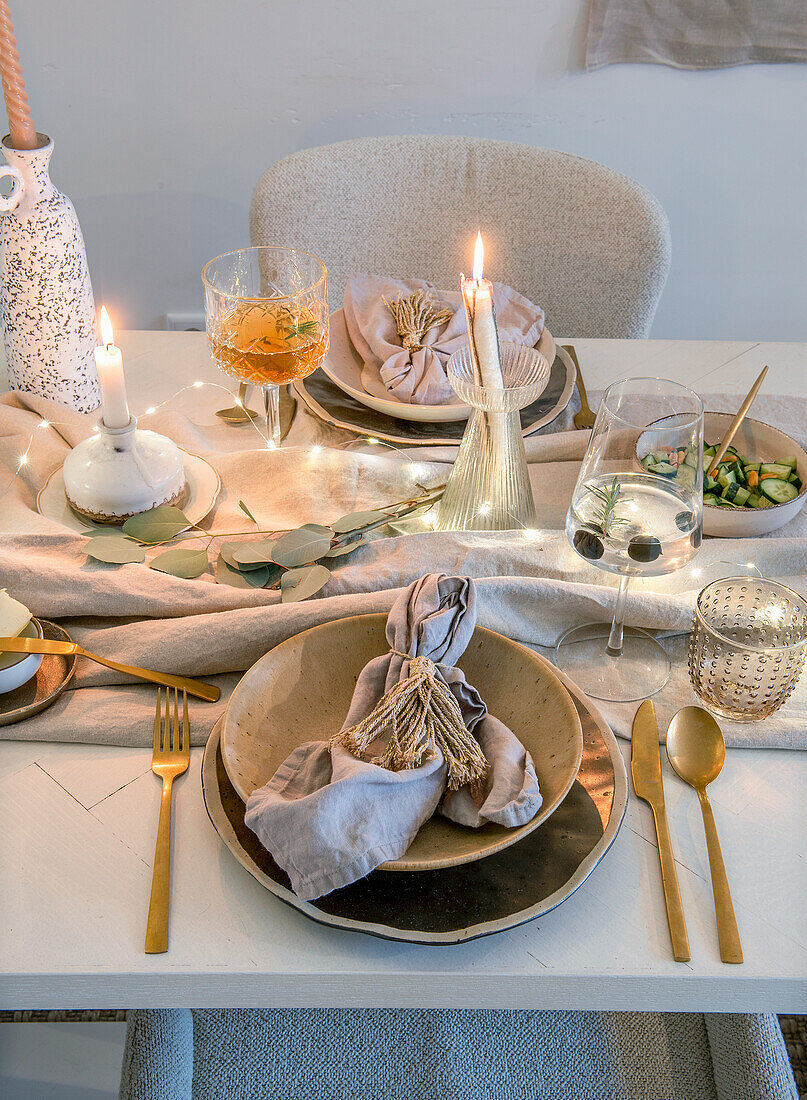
[{"left": 586, "top": 0, "right": 807, "bottom": 70}]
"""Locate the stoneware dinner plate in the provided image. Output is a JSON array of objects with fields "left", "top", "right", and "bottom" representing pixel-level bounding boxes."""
[
  {"left": 220, "top": 615, "right": 583, "bottom": 872},
  {"left": 202, "top": 661, "right": 627, "bottom": 945},
  {"left": 293, "top": 344, "right": 576, "bottom": 446},
  {"left": 0, "top": 620, "right": 77, "bottom": 727},
  {"left": 321, "top": 307, "right": 557, "bottom": 423},
  {"left": 36, "top": 449, "right": 221, "bottom": 534}
]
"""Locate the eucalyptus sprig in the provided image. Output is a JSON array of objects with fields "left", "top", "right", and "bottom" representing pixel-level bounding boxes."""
[{"left": 80, "top": 484, "right": 445, "bottom": 603}]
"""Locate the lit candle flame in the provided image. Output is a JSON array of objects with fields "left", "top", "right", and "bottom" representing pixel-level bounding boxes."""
[
  {"left": 99, "top": 305, "right": 115, "bottom": 348},
  {"left": 472, "top": 231, "right": 484, "bottom": 284}
]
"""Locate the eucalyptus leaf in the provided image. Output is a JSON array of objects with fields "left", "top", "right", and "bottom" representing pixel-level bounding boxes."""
[
  {"left": 325, "top": 537, "right": 364, "bottom": 558},
  {"left": 244, "top": 564, "right": 280, "bottom": 589},
  {"left": 216, "top": 554, "right": 257, "bottom": 589},
  {"left": 331, "top": 509, "right": 388, "bottom": 533},
  {"left": 149, "top": 547, "right": 209, "bottom": 579},
  {"left": 219, "top": 541, "right": 270, "bottom": 572},
  {"left": 85, "top": 536, "right": 146, "bottom": 564},
  {"left": 233, "top": 540, "right": 277, "bottom": 567},
  {"left": 81, "top": 524, "right": 129, "bottom": 536},
  {"left": 271, "top": 524, "right": 333, "bottom": 568},
  {"left": 122, "top": 505, "right": 191, "bottom": 544},
  {"left": 239, "top": 500, "right": 258, "bottom": 524},
  {"left": 280, "top": 564, "right": 331, "bottom": 603}
]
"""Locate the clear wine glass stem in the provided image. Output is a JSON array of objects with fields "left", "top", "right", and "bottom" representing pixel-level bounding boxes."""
[
  {"left": 262, "top": 382, "right": 281, "bottom": 449},
  {"left": 606, "top": 574, "right": 632, "bottom": 656}
]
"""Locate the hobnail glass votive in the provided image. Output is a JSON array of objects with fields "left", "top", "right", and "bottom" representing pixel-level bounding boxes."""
[
  {"left": 434, "top": 343, "right": 550, "bottom": 532},
  {"left": 689, "top": 577, "right": 807, "bottom": 721}
]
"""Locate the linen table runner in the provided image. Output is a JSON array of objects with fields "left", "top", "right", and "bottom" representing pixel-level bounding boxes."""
[{"left": 1, "top": 383, "right": 806, "bottom": 750}]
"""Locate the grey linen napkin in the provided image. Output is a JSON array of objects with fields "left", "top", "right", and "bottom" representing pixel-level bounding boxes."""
[
  {"left": 343, "top": 275, "right": 545, "bottom": 406},
  {"left": 244, "top": 574, "right": 542, "bottom": 900}
]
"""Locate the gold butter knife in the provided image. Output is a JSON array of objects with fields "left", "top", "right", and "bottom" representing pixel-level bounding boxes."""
[
  {"left": 0, "top": 636, "right": 220, "bottom": 702},
  {"left": 631, "top": 699, "right": 691, "bottom": 962}
]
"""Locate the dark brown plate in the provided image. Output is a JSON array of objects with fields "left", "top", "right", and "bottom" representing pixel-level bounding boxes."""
[
  {"left": 201, "top": 662, "right": 627, "bottom": 944},
  {"left": 0, "top": 620, "right": 76, "bottom": 727},
  {"left": 292, "top": 347, "right": 576, "bottom": 446}
]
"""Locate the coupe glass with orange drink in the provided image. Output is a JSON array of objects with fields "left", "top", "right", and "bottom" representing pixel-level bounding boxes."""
[{"left": 202, "top": 247, "right": 329, "bottom": 448}]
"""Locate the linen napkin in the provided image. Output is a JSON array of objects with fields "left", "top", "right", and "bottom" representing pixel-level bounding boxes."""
[
  {"left": 343, "top": 275, "right": 545, "bottom": 406},
  {"left": 244, "top": 574, "right": 542, "bottom": 900}
]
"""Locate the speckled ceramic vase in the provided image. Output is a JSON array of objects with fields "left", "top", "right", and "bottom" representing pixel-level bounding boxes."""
[{"left": 0, "top": 132, "right": 99, "bottom": 412}]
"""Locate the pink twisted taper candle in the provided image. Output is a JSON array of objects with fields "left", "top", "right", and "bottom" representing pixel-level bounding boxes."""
[{"left": 0, "top": 0, "right": 36, "bottom": 150}]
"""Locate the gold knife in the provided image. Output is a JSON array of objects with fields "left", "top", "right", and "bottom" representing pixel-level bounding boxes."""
[
  {"left": 0, "top": 636, "right": 220, "bottom": 702},
  {"left": 631, "top": 699, "right": 691, "bottom": 962}
]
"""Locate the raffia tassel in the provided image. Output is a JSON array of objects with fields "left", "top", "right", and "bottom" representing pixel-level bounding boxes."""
[
  {"left": 331, "top": 655, "right": 488, "bottom": 791},
  {"left": 383, "top": 290, "right": 453, "bottom": 354}
]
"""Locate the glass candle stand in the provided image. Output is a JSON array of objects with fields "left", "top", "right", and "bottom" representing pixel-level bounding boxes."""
[{"left": 434, "top": 343, "right": 550, "bottom": 532}]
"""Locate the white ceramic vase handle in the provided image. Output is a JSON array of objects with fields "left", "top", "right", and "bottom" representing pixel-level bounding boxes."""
[{"left": 0, "top": 165, "right": 24, "bottom": 212}]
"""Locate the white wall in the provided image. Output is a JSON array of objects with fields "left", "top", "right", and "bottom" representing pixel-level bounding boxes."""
[{"left": 11, "top": 0, "right": 807, "bottom": 338}]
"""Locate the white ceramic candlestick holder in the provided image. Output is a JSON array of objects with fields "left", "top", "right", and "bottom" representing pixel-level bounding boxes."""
[
  {"left": 62, "top": 417, "right": 186, "bottom": 526},
  {"left": 0, "top": 132, "right": 99, "bottom": 412},
  {"left": 434, "top": 344, "right": 550, "bottom": 532}
]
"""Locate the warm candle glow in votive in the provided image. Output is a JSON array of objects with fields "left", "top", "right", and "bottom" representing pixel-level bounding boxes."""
[{"left": 94, "top": 306, "right": 131, "bottom": 429}]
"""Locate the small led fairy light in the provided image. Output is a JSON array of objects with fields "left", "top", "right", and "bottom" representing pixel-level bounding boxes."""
[
  {"left": 17, "top": 453, "right": 27, "bottom": 466},
  {"left": 193, "top": 380, "right": 203, "bottom": 388},
  {"left": 37, "top": 420, "right": 50, "bottom": 429},
  {"left": 311, "top": 445, "right": 323, "bottom": 455},
  {"left": 145, "top": 406, "right": 156, "bottom": 416},
  {"left": 478, "top": 502, "right": 491, "bottom": 516},
  {"left": 365, "top": 437, "right": 380, "bottom": 446}
]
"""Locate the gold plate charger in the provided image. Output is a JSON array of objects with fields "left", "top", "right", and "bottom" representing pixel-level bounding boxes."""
[
  {"left": 0, "top": 620, "right": 77, "bottom": 728},
  {"left": 202, "top": 661, "right": 627, "bottom": 945},
  {"left": 220, "top": 615, "right": 583, "bottom": 872},
  {"left": 36, "top": 450, "right": 221, "bottom": 533}
]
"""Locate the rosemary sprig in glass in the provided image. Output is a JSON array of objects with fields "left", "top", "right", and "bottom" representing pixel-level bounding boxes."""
[{"left": 585, "top": 477, "right": 632, "bottom": 537}]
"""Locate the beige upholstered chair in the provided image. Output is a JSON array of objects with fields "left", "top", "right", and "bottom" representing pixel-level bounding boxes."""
[{"left": 250, "top": 136, "right": 671, "bottom": 338}]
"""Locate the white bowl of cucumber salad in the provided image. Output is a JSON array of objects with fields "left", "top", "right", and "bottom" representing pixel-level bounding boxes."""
[{"left": 637, "top": 412, "right": 807, "bottom": 537}]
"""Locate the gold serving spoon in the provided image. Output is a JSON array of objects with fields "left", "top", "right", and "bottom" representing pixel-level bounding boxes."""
[
  {"left": 0, "top": 635, "right": 220, "bottom": 702},
  {"left": 707, "top": 365, "right": 768, "bottom": 477},
  {"left": 215, "top": 381, "right": 258, "bottom": 424},
  {"left": 666, "top": 706, "right": 743, "bottom": 963}
]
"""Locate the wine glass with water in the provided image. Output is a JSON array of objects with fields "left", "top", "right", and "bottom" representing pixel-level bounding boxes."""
[
  {"left": 202, "top": 247, "right": 329, "bottom": 449},
  {"left": 554, "top": 377, "right": 704, "bottom": 702}
]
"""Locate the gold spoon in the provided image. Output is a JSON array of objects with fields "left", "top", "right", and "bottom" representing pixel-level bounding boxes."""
[
  {"left": 215, "top": 381, "right": 258, "bottom": 424},
  {"left": 666, "top": 706, "right": 743, "bottom": 963}
]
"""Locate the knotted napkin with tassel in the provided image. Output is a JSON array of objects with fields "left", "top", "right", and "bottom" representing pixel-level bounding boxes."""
[
  {"left": 343, "top": 275, "right": 545, "bottom": 405},
  {"left": 244, "top": 574, "right": 542, "bottom": 900}
]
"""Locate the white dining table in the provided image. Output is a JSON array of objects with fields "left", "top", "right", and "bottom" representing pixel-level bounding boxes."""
[{"left": 1, "top": 332, "right": 805, "bottom": 1012}]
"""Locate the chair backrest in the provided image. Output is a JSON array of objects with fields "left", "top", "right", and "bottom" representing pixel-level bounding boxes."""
[{"left": 250, "top": 135, "right": 670, "bottom": 339}]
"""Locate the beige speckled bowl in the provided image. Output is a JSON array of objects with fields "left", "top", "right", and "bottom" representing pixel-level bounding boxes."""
[{"left": 221, "top": 614, "right": 583, "bottom": 872}]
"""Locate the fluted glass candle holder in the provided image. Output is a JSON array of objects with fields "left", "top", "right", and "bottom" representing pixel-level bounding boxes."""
[{"left": 434, "top": 343, "right": 550, "bottom": 532}]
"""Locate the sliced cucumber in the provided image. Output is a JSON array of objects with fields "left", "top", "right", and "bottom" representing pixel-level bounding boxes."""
[
  {"left": 775, "top": 456, "right": 798, "bottom": 470},
  {"left": 683, "top": 448, "right": 698, "bottom": 468},
  {"left": 703, "top": 493, "right": 720, "bottom": 505},
  {"left": 759, "top": 478, "right": 799, "bottom": 504},
  {"left": 648, "top": 461, "right": 676, "bottom": 476},
  {"left": 733, "top": 486, "right": 750, "bottom": 506},
  {"left": 675, "top": 465, "right": 696, "bottom": 488},
  {"left": 717, "top": 469, "right": 737, "bottom": 490},
  {"left": 704, "top": 474, "right": 720, "bottom": 494},
  {"left": 760, "top": 463, "right": 793, "bottom": 479},
  {"left": 746, "top": 493, "right": 764, "bottom": 508}
]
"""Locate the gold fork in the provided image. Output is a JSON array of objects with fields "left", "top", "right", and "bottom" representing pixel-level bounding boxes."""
[
  {"left": 562, "top": 344, "right": 596, "bottom": 430},
  {"left": 145, "top": 688, "right": 189, "bottom": 954}
]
